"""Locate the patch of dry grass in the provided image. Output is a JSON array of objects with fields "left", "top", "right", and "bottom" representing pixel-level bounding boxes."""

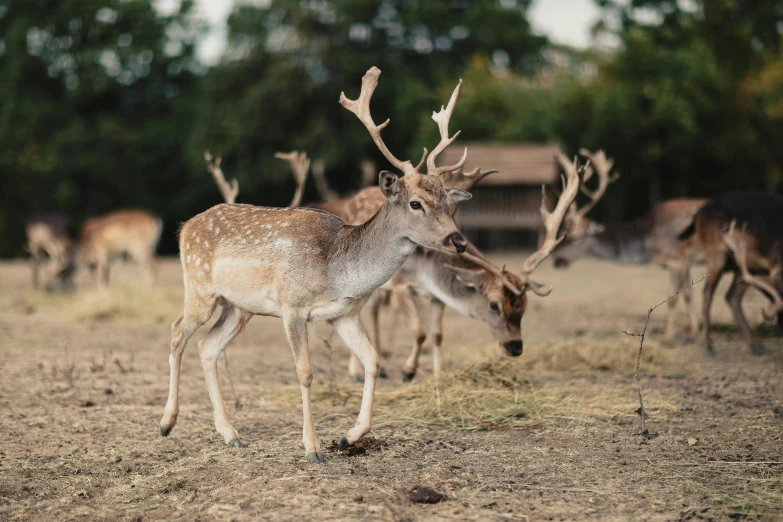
[
  {"left": 520, "top": 337, "right": 684, "bottom": 374},
  {"left": 5, "top": 285, "right": 182, "bottom": 323}
]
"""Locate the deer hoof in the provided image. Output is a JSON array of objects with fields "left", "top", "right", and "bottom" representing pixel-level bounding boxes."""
[
  {"left": 338, "top": 437, "right": 351, "bottom": 451},
  {"left": 228, "top": 439, "right": 246, "bottom": 448},
  {"left": 160, "top": 427, "right": 171, "bottom": 437},
  {"left": 751, "top": 344, "right": 768, "bottom": 356},
  {"left": 402, "top": 370, "right": 416, "bottom": 383},
  {"left": 378, "top": 367, "right": 388, "bottom": 379},
  {"left": 307, "top": 452, "right": 325, "bottom": 464}
]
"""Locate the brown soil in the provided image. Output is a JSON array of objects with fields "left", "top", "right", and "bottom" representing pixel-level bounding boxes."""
[{"left": 0, "top": 256, "right": 781, "bottom": 521}]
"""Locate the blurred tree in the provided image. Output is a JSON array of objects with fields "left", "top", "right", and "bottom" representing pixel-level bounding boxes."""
[
  {"left": 0, "top": 0, "right": 201, "bottom": 256},
  {"left": 187, "top": 0, "right": 549, "bottom": 207}
]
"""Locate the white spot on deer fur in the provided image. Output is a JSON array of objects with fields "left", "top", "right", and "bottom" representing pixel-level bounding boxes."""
[
  {"left": 245, "top": 230, "right": 252, "bottom": 235},
  {"left": 197, "top": 270, "right": 203, "bottom": 278},
  {"left": 204, "top": 262, "right": 209, "bottom": 270},
  {"left": 254, "top": 238, "right": 260, "bottom": 244},
  {"left": 204, "top": 240, "right": 209, "bottom": 248},
  {"left": 281, "top": 222, "right": 290, "bottom": 227},
  {"left": 217, "top": 210, "right": 222, "bottom": 216}
]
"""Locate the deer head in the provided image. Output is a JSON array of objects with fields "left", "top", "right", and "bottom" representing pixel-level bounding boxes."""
[
  {"left": 444, "top": 152, "right": 584, "bottom": 356},
  {"left": 339, "top": 67, "right": 471, "bottom": 254},
  {"left": 552, "top": 148, "right": 619, "bottom": 269}
]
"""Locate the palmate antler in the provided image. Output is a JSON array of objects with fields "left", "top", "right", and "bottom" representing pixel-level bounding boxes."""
[
  {"left": 339, "top": 67, "right": 466, "bottom": 177},
  {"left": 204, "top": 151, "right": 239, "bottom": 204},
  {"left": 274, "top": 151, "right": 310, "bottom": 207},
  {"left": 516, "top": 151, "right": 584, "bottom": 296},
  {"left": 567, "top": 149, "right": 619, "bottom": 221},
  {"left": 721, "top": 220, "right": 783, "bottom": 321},
  {"left": 458, "top": 154, "right": 585, "bottom": 298}
]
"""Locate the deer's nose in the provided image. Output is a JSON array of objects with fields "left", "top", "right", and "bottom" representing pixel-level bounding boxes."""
[
  {"left": 503, "top": 340, "right": 523, "bottom": 356},
  {"left": 445, "top": 232, "right": 466, "bottom": 253}
]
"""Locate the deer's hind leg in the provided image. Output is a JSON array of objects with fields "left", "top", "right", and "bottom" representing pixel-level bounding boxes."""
[
  {"left": 160, "top": 291, "right": 218, "bottom": 437},
  {"left": 199, "top": 305, "right": 252, "bottom": 446}
]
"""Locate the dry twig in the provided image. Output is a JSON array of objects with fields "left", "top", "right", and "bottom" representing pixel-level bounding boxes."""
[{"left": 623, "top": 275, "right": 707, "bottom": 436}]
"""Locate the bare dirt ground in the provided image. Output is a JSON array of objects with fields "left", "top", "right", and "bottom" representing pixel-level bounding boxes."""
[{"left": 0, "top": 255, "right": 781, "bottom": 521}]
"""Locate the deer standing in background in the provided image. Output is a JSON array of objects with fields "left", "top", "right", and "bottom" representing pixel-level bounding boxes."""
[
  {"left": 160, "top": 66, "right": 472, "bottom": 462},
  {"left": 78, "top": 209, "right": 163, "bottom": 289},
  {"left": 551, "top": 149, "right": 707, "bottom": 345},
  {"left": 285, "top": 151, "right": 586, "bottom": 381},
  {"left": 678, "top": 192, "right": 783, "bottom": 355},
  {"left": 25, "top": 213, "right": 77, "bottom": 290}
]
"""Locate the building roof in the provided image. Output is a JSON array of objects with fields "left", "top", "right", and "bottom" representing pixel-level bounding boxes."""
[{"left": 441, "top": 143, "right": 560, "bottom": 185}]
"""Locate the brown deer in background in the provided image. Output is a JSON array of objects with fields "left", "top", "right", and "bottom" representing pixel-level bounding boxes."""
[
  {"left": 78, "top": 209, "right": 163, "bottom": 289},
  {"left": 25, "top": 213, "right": 77, "bottom": 290},
  {"left": 552, "top": 149, "right": 707, "bottom": 344},
  {"left": 678, "top": 192, "right": 783, "bottom": 355},
  {"left": 159, "top": 66, "right": 472, "bottom": 462}
]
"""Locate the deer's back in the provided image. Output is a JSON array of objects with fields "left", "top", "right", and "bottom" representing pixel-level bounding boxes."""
[
  {"left": 81, "top": 209, "right": 161, "bottom": 252},
  {"left": 317, "top": 187, "right": 385, "bottom": 225},
  {"left": 647, "top": 198, "right": 708, "bottom": 264}
]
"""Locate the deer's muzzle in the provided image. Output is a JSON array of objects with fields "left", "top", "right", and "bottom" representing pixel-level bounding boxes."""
[{"left": 445, "top": 232, "right": 466, "bottom": 253}]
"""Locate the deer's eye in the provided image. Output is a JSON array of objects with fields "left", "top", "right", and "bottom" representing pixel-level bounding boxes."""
[
  {"left": 489, "top": 301, "right": 500, "bottom": 313},
  {"left": 410, "top": 201, "right": 422, "bottom": 211}
]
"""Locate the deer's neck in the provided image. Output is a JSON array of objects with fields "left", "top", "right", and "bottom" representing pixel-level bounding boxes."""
[
  {"left": 589, "top": 218, "right": 653, "bottom": 264},
  {"left": 327, "top": 203, "right": 416, "bottom": 298}
]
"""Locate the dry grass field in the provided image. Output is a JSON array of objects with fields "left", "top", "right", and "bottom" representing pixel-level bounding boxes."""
[{"left": 0, "top": 254, "right": 781, "bottom": 521}]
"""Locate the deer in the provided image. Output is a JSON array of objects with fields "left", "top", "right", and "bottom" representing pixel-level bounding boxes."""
[
  {"left": 25, "top": 213, "right": 77, "bottom": 290},
  {"left": 551, "top": 149, "right": 707, "bottom": 345},
  {"left": 283, "top": 149, "right": 585, "bottom": 381},
  {"left": 677, "top": 192, "right": 783, "bottom": 355},
  {"left": 78, "top": 209, "right": 163, "bottom": 289},
  {"left": 159, "top": 66, "right": 473, "bottom": 463}
]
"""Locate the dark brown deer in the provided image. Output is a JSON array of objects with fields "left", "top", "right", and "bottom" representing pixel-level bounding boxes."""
[
  {"left": 25, "top": 213, "right": 77, "bottom": 290},
  {"left": 677, "top": 192, "right": 783, "bottom": 355},
  {"left": 552, "top": 150, "right": 707, "bottom": 344}
]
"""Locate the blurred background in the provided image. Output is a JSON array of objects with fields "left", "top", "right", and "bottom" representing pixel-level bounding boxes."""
[{"left": 1, "top": 0, "right": 782, "bottom": 256}]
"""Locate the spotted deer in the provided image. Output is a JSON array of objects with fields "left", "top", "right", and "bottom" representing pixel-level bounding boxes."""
[
  {"left": 285, "top": 151, "right": 585, "bottom": 381},
  {"left": 159, "top": 66, "right": 472, "bottom": 462},
  {"left": 78, "top": 209, "right": 163, "bottom": 289},
  {"left": 678, "top": 192, "right": 783, "bottom": 355},
  {"left": 551, "top": 149, "right": 707, "bottom": 344},
  {"left": 25, "top": 213, "right": 77, "bottom": 290}
]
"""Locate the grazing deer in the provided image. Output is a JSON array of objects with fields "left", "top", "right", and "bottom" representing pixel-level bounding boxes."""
[
  {"left": 25, "top": 213, "right": 77, "bottom": 290},
  {"left": 286, "top": 151, "right": 584, "bottom": 381},
  {"left": 159, "top": 66, "right": 472, "bottom": 462},
  {"left": 78, "top": 210, "right": 163, "bottom": 289},
  {"left": 551, "top": 149, "right": 707, "bottom": 344},
  {"left": 677, "top": 192, "right": 783, "bottom": 355}
]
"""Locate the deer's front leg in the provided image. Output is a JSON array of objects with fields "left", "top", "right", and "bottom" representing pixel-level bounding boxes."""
[
  {"left": 427, "top": 298, "right": 446, "bottom": 378},
  {"left": 331, "top": 314, "right": 380, "bottom": 449},
  {"left": 283, "top": 312, "right": 322, "bottom": 463}
]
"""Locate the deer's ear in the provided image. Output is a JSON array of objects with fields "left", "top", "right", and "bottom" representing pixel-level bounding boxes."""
[
  {"left": 379, "top": 171, "right": 400, "bottom": 199},
  {"left": 445, "top": 265, "right": 484, "bottom": 289},
  {"left": 447, "top": 188, "right": 471, "bottom": 205}
]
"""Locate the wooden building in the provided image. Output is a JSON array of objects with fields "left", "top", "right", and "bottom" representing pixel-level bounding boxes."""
[{"left": 440, "top": 143, "right": 560, "bottom": 248}]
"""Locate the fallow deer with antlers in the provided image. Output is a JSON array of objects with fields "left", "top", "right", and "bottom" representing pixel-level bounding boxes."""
[
  {"left": 284, "top": 151, "right": 585, "bottom": 381},
  {"left": 159, "top": 66, "right": 472, "bottom": 462},
  {"left": 678, "top": 192, "right": 783, "bottom": 355},
  {"left": 552, "top": 149, "right": 707, "bottom": 344}
]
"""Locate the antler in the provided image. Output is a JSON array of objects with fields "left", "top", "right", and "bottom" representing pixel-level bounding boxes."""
[
  {"left": 274, "top": 151, "right": 310, "bottom": 207},
  {"left": 204, "top": 151, "right": 239, "bottom": 204},
  {"left": 569, "top": 148, "right": 619, "bottom": 220},
  {"left": 441, "top": 166, "right": 498, "bottom": 193},
  {"left": 427, "top": 81, "right": 468, "bottom": 176},
  {"left": 340, "top": 67, "right": 424, "bottom": 177},
  {"left": 721, "top": 220, "right": 783, "bottom": 321},
  {"left": 462, "top": 251, "right": 522, "bottom": 296},
  {"left": 311, "top": 159, "right": 339, "bottom": 202},
  {"left": 517, "top": 151, "right": 583, "bottom": 296}
]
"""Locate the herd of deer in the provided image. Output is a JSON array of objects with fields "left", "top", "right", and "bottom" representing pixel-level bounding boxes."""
[{"left": 24, "top": 67, "right": 783, "bottom": 461}]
